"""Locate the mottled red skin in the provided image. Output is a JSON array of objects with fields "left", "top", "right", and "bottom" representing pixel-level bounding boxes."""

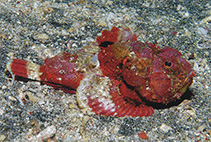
[
  {"left": 7, "top": 27, "right": 195, "bottom": 117},
  {"left": 96, "top": 27, "right": 194, "bottom": 105},
  {"left": 40, "top": 52, "right": 84, "bottom": 94},
  {"left": 86, "top": 79, "right": 154, "bottom": 117}
]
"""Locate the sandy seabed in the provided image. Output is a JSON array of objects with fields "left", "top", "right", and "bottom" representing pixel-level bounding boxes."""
[{"left": 0, "top": 0, "right": 210, "bottom": 141}]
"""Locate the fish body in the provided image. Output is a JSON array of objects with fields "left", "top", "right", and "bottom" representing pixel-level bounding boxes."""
[{"left": 7, "top": 27, "right": 195, "bottom": 117}]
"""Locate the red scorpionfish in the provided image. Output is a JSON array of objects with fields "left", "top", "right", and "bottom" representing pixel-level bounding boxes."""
[{"left": 6, "top": 27, "right": 195, "bottom": 117}]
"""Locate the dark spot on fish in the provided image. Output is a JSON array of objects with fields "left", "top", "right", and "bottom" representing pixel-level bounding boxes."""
[{"left": 99, "top": 41, "right": 114, "bottom": 47}]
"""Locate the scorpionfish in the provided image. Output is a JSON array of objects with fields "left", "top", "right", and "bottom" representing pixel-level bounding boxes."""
[{"left": 6, "top": 27, "right": 195, "bottom": 117}]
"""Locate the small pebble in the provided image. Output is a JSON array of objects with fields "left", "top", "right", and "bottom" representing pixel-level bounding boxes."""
[
  {"left": 24, "top": 91, "right": 41, "bottom": 103},
  {"left": 160, "top": 123, "right": 173, "bottom": 133},
  {"left": 138, "top": 131, "right": 149, "bottom": 139},
  {"left": 0, "top": 108, "right": 5, "bottom": 115},
  {"left": 0, "top": 134, "right": 7, "bottom": 142},
  {"left": 8, "top": 96, "right": 17, "bottom": 101},
  {"left": 200, "top": 15, "right": 211, "bottom": 24},
  {"left": 98, "top": 18, "right": 106, "bottom": 26},
  {"left": 61, "top": 29, "right": 69, "bottom": 36},
  {"left": 198, "top": 27, "right": 208, "bottom": 36},
  {"left": 2, "top": 85, "right": 7, "bottom": 90},
  {"left": 208, "top": 130, "right": 211, "bottom": 135},
  {"left": 36, "top": 125, "right": 56, "bottom": 141},
  {"left": 33, "top": 33, "right": 49, "bottom": 41},
  {"left": 197, "top": 124, "right": 206, "bottom": 132},
  {"left": 69, "top": 103, "right": 76, "bottom": 109}
]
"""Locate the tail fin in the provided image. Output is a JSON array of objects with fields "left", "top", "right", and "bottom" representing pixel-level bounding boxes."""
[
  {"left": 6, "top": 59, "right": 44, "bottom": 81},
  {"left": 6, "top": 57, "right": 83, "bottom": 94}
]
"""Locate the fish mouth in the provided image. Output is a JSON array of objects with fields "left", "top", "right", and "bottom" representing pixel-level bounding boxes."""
[{"left": 173, "top": 71, "right": 196, "bottom": 99}]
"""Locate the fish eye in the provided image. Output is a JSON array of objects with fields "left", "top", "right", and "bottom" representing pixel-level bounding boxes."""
[{"left": 165, "top": 61, "right": 172, "bottom": 67}]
